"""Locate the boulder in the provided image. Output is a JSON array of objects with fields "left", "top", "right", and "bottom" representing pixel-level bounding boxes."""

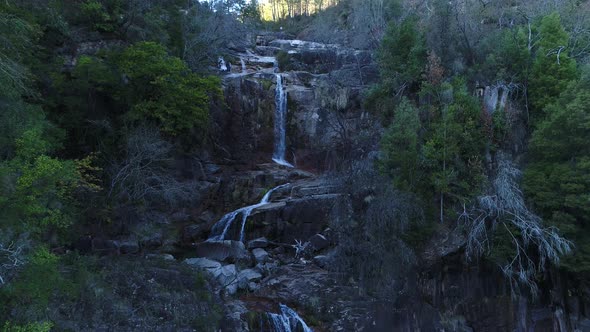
[
  {"left": 145, "top": 254, "right": 175, "bottom": 261},
  {"left": 182, "top": 224, "right": 206, "bottom": 242},
  {"left": 91, "top": 238, "right": 119, "bottom": 255},
  {"left": 252, "top": 248, "right": 270, "bottom": 264},
  {"left": 170, "top": 211, "right": 190, "bottom": 223},
  {"left": 237, "top": 269, "right": 263, "bottom": 289},
  {"left": 118, "top": 239, "right": 139, "bottom": 254},
  {"left": 313, "top": 255, "right": 330, "bottom": 268},
  {"left": 140, "top": 233, "right": 163, "bottom": 249},
  {"left": 195, "top": 240, "right": 251, "bottom": 263},
  {"left": 184, "top": 257, "right": 225, "bottom": 281},
  {"left": 248, "top": 282, "right": 260, "bottom": 292},
  {"left": 218, "top": 264, "right": 238, "bottom": 295},
  {"left": 198, "top": 210, "right": 216, "bottom": 224},
  {"left": 247, "top": 237, "right": 269, "bottom": 249},
  {"left": 309, "top": 234, "right": 329, "bottom": 251},
  {"left": 184, "top": 257, "right": 222, "bottom": 270}
]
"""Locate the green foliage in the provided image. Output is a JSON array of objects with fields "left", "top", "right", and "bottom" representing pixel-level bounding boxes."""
[
  {"left": 484, "top": 27, "right": 531, "bottom": 83},
  {"left": 379, "top": 78, "right": 485, "bottom": 219},
  {"left": 79, "top": 0, "right": 122, "bottom": 33},
  {"left": 423, "top": 81, "right": 485, "bottom": 210},
  {"left": 14, "top": 155, "right": 79, "bottom": 230},
  {"left": 14, "top": 129, "right": 50, "bottom": 162},
  {"left": 0, "top": 247, "right": 64, "bottom": 319},
  {"left": 48, "top": 53, "right": 121, "bottom": 154},
  {"left": 1, "top": 321, "right": 53, "bottom": 332},
  {"left": 524, "top": 71, "right": 590, "bottom": 274},
  {"left": 0, "top": 10, "right": 41, "bottom": 95},
  {"left": 529, "top": 12, "right": 577, "bottom": 120},
  {"left": 241, "top": 0, "right": 262, "bottom": 24},
  {"left": 378, "top": 16, "right": 427, "bottom": 92},
  {"left": 0, "top": 128, "right": 80, "bottom": 233},
  {"left": 276, "top": 50, "right": 292, "bottom": 71},
  {"left": 378, "top": 98, "right": 420, "bottom": 191},
  {"left": 367, "top": 16, "right": 427, "bottom": 123},
  {"left": 119, "top": 42, "right": 222, "bottom": 136}
]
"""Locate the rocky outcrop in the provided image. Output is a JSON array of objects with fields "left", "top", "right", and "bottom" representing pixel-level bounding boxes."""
[
  {"left": 214, "top": 37, "right": 379, "bottom": 171},
  {"left": 194, "top": 240, "right": 251, "bottom": 264}
]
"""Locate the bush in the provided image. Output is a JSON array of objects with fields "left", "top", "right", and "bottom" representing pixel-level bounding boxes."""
[
  {"left": 1, "top": 321, "right": 53, "bottom": 332},
  {"left": 276, "top": 50, "right": 292, "bottom": 71},
  {"left": 119, "top": 42, "right": 222, "bottom": 137},
  {"left": 0, "top": 247, "right": 66, "bottom": 322},
  {"left": 79, "top": 0, "right": 122, "bottom": 33}
]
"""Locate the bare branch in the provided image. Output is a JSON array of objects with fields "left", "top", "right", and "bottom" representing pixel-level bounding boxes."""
[{"left": 460, "top": 157, "right": 572, "bottom": 298}]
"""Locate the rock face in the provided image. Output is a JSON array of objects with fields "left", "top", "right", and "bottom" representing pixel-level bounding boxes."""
[
  {"left": 194, "top": 240, "right": 251, "bottom": 264},
  {"left": 252, "top": 248, "right": 269, "bottom": 264},
  {"left": 214, "top": 37, "right": 378, "bottom": 171},
  {"left": 247, "top": 237, "right": 269, "bottom": 249},
  {"left": 181, "top": 35, "right": 590, "bottom": 332}
]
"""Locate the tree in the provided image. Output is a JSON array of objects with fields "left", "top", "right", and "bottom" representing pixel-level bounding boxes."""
[
  {"left": 524, "top": 70, "right": 590, "bottom": 273},
  {"left": 422, "top": 80, "right": 485, "bottom": 221},
  {"left": 119, "top": 42, "right": 221, "bottom": 137},
  {"left": 0, "top": 10, "right": 41, "bottom": 96},
  {"left": 79, "top": 0, "right": 122, "bottom": 33},
  {"left": 529, "top": 12, "right": 577, "bottom": 121},
  {"left": 0, "top": 129, "right": 80, "bottom": 232},
  {"left": 107, "top": 126, "right": 200, "bottom": 208},
  {"left": 378, "top": 16, "right": 427, "bottom": 94},
  {"left": 378, "top": 98, "right": 420, "bottom": 191}
]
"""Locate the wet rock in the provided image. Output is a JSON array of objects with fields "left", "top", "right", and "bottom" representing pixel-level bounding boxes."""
[
  {"left": 248, "top": 282, "right": 260, "bottom": 292},
  {"left": 313, "top": 255, "right": 330, "bottom": 268},
  {"left": 204, "top": 163, "right": 221, "bottom": 174},
  {"left": 252, "top": 248, "right": 269, "bottom": 264},
  {"left": 247, "top": 237, "right": 269, "bottom": 249},
  {"left": 218, "top": 264, "right": 238, "bottom": 295},
  {"left": 291, "top": 184, "right": 340, "bottom": 198},
  {"left": 421, "top": 226, "right": 466, "bottom": 266},
  {"left": 159, "top": 239, "right": 178, "bottom": 254},
  {"left": 140, "top": 233, "right": 163, "bottom": 249},
  {"left": 221, "top": 300, "right": 250, "bottom": 332},
  {"left": 184, "top": 257, "right": 222, "bottom": 271},
  {"left": 199, "top": 210, "right": 216, "bottom": 224},
  {"left": 118, "top": 239, "right": 139, "bottom": 254},
  {"left": 145, "top": 254, "right": 175, "bottom": 261},
  {"left": 237, "top": 269, "right": 263, "bottom": 289},
  {"left": 195, "top": 240, "right": 251, "bottom": 264},
  {"left": 170, "top": 211, "right": 190, "bottom": 223},
  {"left": 73, "top": 235, "right": 92, "bottom": 254},
  {"left": 182, "top": 224, "right": 206, "bottom": 242},
  {"left": 91, "top": 238, "right": 119, "bottom": 255},
  {"left": 308, "top": 234, "right": 329, "bottom": 251}
]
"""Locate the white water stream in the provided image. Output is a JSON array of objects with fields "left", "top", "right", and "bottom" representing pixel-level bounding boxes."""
[{"left": 208, "top": 184, "right": 290, "bottom": 242}]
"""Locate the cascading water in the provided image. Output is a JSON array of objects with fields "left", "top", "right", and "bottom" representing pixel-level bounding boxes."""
[
  {"left": 208, "top": 184, "right": 290, "bottom": 242},
  {"left": 498, "top": 88, "right": 508, "bottom": 111},
  {"left": 484, "top": 86, "right": 499, "bottom": 114},
  {"left": 241, "top": 58, "right": 247, "bottom": 74},
  {"left": 267, "top": 304, "right": 313, "bottom": 332},
  {"left": 218, "top": 56, "right": 228, "bottom": 72},
  {"left": 272, "top": 74, "right": 293, "bottom": 167}
]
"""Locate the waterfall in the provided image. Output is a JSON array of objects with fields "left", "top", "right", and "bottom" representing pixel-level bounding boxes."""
[
  {"left": 208, "top": 184, "right": 290, "bottom": 242},
  {"left": 267, "top": 304, "right": 313, "bottom": 332},
  {"left": 272, "top": 74, "right": 293, "bottom": 167},
  {"left": 498, "top": 87, "right": 508, "bottom": 111},
  {"left": 241, "top": 58, "right": 246, "bottom": 73},
  {"left": 218, "top": 56, "right": 228, "bottom": 72},
  {"left": 484, "top": 86, "right": 499, "bottom": 114}
]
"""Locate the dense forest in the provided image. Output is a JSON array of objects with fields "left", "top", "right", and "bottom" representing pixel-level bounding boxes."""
[{"left": 1, "top": 0, "right": 590, "bottom": 331}]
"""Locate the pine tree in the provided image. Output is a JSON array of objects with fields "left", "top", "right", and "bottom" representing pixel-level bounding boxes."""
[
  {"left": 524, "top": 69, "right": 590, "bottom": 272},
  {"left": 378, "top": 98, "right": 421, "bottom": 192},
  {"left": 529, "top": 12, "right": 577, "bottom": 121}
]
